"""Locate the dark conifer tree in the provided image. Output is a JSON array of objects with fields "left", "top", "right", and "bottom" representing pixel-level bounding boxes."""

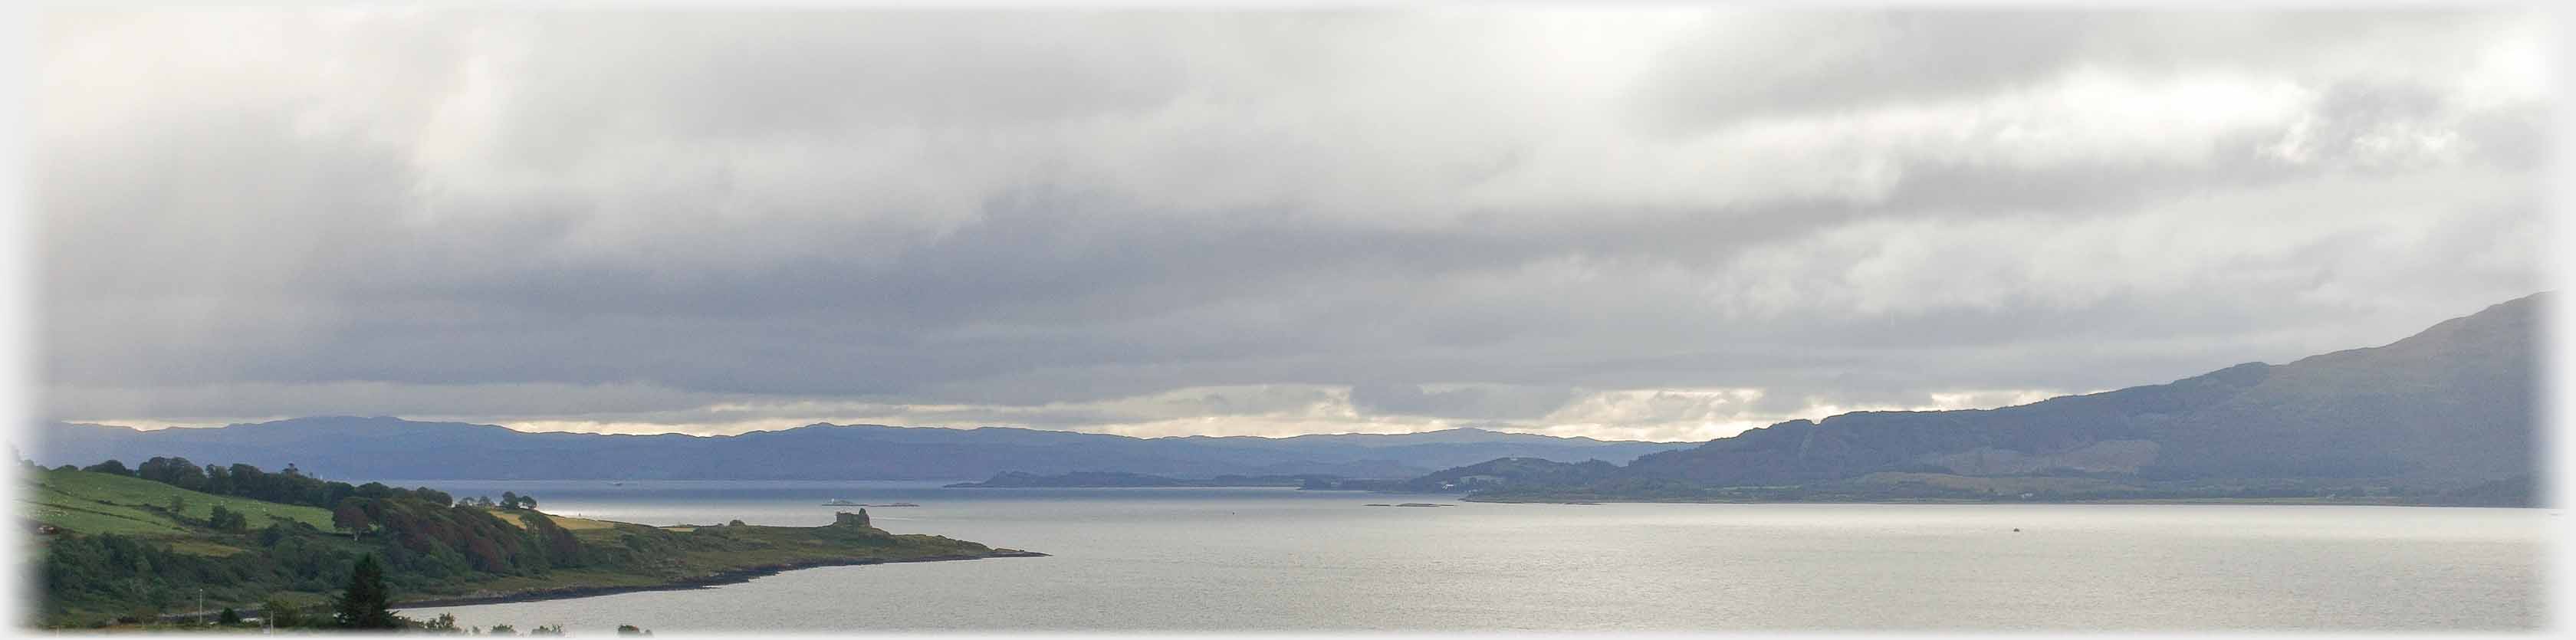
[{"left": 333, "top": 554, "right": 400, "bottom": 629}]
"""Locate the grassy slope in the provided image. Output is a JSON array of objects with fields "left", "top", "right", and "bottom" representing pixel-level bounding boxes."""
[
  {"left": 485, "top": 509, "right": 616, "bottom": 530},
  {"left": 25, "top": 468, "right": 336, "bottom": 543},
  {"left": 25, "top": 469, "right": 1032, "bottom": 625}
]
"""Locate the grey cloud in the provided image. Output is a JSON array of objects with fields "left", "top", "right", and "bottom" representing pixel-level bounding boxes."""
[
  {"left": 44, "top": 381, "right": 733, "bottom": 425},
  {"left": 1346, "top": 383, "right": 1578, "bottom": 421},
  {"left": 31, "top": 9, "right": 2552, "bottom": 438},
  {"left": 1634, "top": 11, "right": 2514, "bottom": 133},
  {"left": 1638, "top": 11, "right": 2095, "bottom": 128}
]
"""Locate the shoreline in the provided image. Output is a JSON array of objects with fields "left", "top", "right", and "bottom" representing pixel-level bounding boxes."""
[{"left": 391, "top": 550, "right": 1049, "bottom": 610}]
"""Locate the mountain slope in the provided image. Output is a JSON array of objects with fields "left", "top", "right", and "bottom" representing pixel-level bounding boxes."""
[
  {"left": 1429, "top": 294, "right": 2546, "bottom": 501},
  {"left": 28, "top": 419, "right": 1692, "bottom": 481}
]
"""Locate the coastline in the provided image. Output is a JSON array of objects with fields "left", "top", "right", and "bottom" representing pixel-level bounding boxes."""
[{"left": 392, "top": 550, "right": 1050, "bottom": 609}]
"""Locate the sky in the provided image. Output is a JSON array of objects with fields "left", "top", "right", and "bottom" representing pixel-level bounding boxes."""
[{"left": 26, "top": 8, "right": 2556, "bottom": 441}]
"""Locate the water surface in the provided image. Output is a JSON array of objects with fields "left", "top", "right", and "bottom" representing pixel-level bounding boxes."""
[{"left": 397, "top": 481, "right": 2548, "bottom": 632}]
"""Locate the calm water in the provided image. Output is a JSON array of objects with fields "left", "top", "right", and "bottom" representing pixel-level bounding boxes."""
[{"left": 393, "top": 481, "right": 2549, "bottom": 632}]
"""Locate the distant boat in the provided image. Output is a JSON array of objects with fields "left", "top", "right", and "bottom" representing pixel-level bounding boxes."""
[{"left": 821, "top": 499, "right": 863, "bottom": 506}]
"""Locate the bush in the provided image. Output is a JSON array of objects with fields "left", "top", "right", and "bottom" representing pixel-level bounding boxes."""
[{"left": 209, "top": 506, "right": 249, "bottom": 532}]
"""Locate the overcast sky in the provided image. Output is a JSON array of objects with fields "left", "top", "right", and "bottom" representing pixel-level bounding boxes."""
[{"left": 31, "top": 8, "right": 2554, "bottom": 441}]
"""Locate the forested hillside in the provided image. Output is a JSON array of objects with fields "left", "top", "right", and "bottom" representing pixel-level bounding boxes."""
[{"left": 23, "top": 459, "right": 1024, "bottom": 628}]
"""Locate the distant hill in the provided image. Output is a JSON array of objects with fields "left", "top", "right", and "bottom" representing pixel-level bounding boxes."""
[
  {"left": 945, "top": 471, "right": 1323, "bottom": 488},
  {"left": 27, "top": 420, "right": 1694, "bottom": 482},
  {"left": 1398, "top": 294, "right": 2547, "bottom": 504}
]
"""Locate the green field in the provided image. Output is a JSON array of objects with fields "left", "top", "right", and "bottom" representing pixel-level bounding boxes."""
[{"left": 24, "top": 468, "right": 337, "bottom": 543}]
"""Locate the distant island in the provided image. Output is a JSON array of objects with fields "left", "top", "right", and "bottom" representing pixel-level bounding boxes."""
[
  {"left": 23, "top": 458, "right": 1040, "bottom": 629},
  {"left": 1373, "top": 294, "right": 2546, "bottom": 507},
  {"left": 946, "top": 471, "right": 1336, "bottom": 488}
]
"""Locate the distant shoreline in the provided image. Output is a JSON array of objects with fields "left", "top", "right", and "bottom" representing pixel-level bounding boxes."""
[{"left": 393, "top": 550, "right": 1050, "bottom": 610}]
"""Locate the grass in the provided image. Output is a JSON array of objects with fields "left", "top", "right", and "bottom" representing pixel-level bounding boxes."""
[
  {"left": 22, "top": 468, "right": 337, "bottom": 544},
  {"left": 483, "top": 508, "right": 617, "bottom": 530},
  {"left": 21, "top": 498, "right": 190, "bottom": 537},
  {"left": 161, "top": 540, "right": 250, "bottom": 557}
]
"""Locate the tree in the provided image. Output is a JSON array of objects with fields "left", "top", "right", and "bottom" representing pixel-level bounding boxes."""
[
  {"left": 209, "top": 505, "right": 248, "bottom": 531},
  {"left": 82, "top": 459, "right": 133, "bottom": 476},
  {"left": 204, "top": 464, "right": 234, "bottom": 495},
  {"left": 495, "top": 491, "right": 539, "bottom": 510},
  {"left": 263, "top": 596, "right": 305, "bottom": 629},
  {"left": 218, "top": 607, "right": 242, "bottom": 625},
  {"left": 530, "top": 624, "right": 566, "bottom": 636},
  {"left": 334, "top": 498, "right": 375, "bottom": 536},
  {"left": 138, "top": 456, "right": 208, "bottom": 491},
  {"left": 333, "top": 554, "right": 400, "bottom": 629},
  {"left": 167, "top": 495, "right": 187, "bottom": 514},
  {"left": 488, "top": 624, "right": 517, "bottom": 635},
  {"left": 410, "top": 487, "right": 455, "bottom": 507},
  {"left": 617, "top": 624, "right": 652, "bottom": 635}
]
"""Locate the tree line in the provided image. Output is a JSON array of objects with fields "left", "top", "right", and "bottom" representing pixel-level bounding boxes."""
[{"left": 74, "top": 456, "right": 473, "bottom": 510}]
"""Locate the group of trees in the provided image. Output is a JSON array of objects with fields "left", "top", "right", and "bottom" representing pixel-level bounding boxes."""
[
  {"left": 73, "top": 457, "right": 465, "bottom": 510},
  {"left": 206, "top": 505, "right": 250, "bottom": 531},
  {"left": 41, "top": 522, "right": 383, "bottom": 625},
  {"left": 456, "top": 492, "right": 537, "bottom": 510},
  {"left": 198, "top": 553, "right": 636, "bottom": 634},
  {"left": 326, "top": 494, "right": 585, "bottom": 576},
  {"left": 44, "top": 510, "right": 587, "bottom": 625},
  {"left": 42, "top": 457, "right": 722, "bottom": 630},
  {"left": 41, "top": 458, "right": 587, "bottom": 625}
]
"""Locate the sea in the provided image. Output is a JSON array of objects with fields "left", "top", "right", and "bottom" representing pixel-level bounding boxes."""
[{"left": 386, "top": 481, "right": 2549, "bottom": 632}]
